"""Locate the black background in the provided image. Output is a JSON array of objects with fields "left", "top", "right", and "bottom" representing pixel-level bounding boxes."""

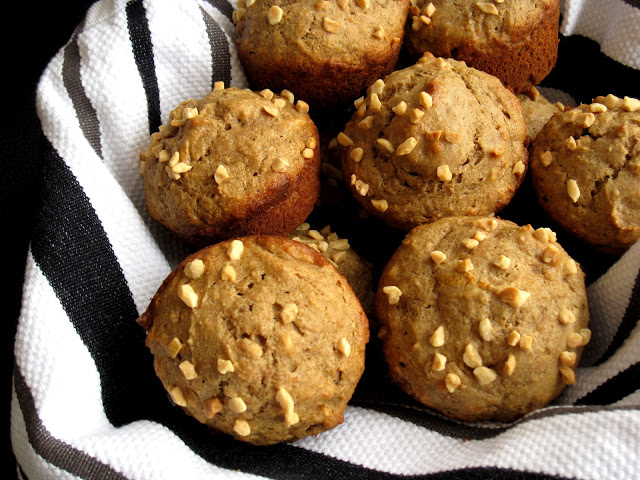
[{"left": 3, "top": 1, "right": 640, "bottom": 478}]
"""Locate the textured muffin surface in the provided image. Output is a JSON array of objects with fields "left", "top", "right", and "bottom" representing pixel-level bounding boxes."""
[
  {"left": 530, "top": 94, "right": 640, "bottom": 253},
  {"left": 404, "top": 0, "right": 559, "bottom": 93},
  {"left": 517, "top": 87, "right": 565, "bottom": 142},
  {"left": 376, "top": 216, "right": 589, "bottom": 422},
  {"left": 339, "top": 55, "right": 528, "bottom": 231},
  {"left": 234, "top": 0, "right": 410, "bottom": 108},
  {"left": 138, "top": 236, "right": 369, "bottom": 445},
  {"left": 140, "top": 87, "right": 320, "bottom": 246}
]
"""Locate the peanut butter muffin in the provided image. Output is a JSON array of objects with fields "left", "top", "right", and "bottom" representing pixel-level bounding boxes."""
[
  {"left": 517, "top": 87, "right": 565, "bottom": 142},
  {"left": 233, "top": 0, "right": 410, "bottom": 109},
  {"left": 140, "top": 84, "right": 321, "bottom": 246},
  {"left": 529, "top": 95, "right": 640, "bottom": 253},
  {"left": 376, "top": 216, "right": 590, "bottom": 422},
  {"left": 404, "top": 0, "right": 560, "bottom": 93},
  {"left": 288, "top": 223, "right": 376, "bottom": 319},
  {"left": 137, "top": 235, "right": 369, "bottom": 445},
  {"left": 339, "top": 54, "right": 528, "bottom": 231}
]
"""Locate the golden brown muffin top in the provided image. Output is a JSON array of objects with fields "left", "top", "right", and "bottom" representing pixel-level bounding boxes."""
[
  {"left": 234, "top": 0, "right": 410, "bottom": 64},
  {"left": 529, "top": 94, "right": 640, "bottom": 253},
  {"left": 517, "top": 87, "right": 565, "bottom": 142},
  {"left": 339, "top": 55, "right": 527, "bottom": 231},
  {"left": 139, "top": 235, "right": 369, "bottom": 445},
  {"left": 140, "top": 86, "right": 318, "bottom": 243},
  {"left": 376, "top": 216, "right": 589, "bottom": 422},
  {"left": 406, "top": 0, "right": 559, "bottom": 54}
]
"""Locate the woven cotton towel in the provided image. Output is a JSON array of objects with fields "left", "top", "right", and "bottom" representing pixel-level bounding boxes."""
[{"left": 11, "top": 0, "right": 640, "bottom": 479}]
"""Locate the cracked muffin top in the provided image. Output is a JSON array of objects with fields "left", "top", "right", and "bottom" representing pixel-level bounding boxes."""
[
  {"left": 338, "top": 54, "right": 528, "bottom": 231},
  {"left": 233, "top": 0, "right": 410, "bottom": 109},
  {"left": 376, "top": 216, "right": 590, "bottom": 422},
  {"left": 529, "top": 94, "right": 640, "bottom": 253},
  {"left": 139, "top": 85, "right": 321, "bottom": 246},
  {"left": 137, "top": 235, "right": 369, "bottom": 445}
]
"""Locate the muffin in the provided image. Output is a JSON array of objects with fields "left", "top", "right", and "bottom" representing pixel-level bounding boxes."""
[
  {"left": 529, "top": 94, "right": 640, "bottom": 253},
  {"left": 338, "top": 54, "right": 528, "bottom": 231},
  {"left": 233, "top": 0, "right": 410, "bottom": 109},
  {"left": 517, "top": 86, "right": 565, "bottom": 142},
  {"left": 404, "top": 0, "right": 560, "bottom": 93},
  {"left": 288, "top": 223, "right": 376, "bottom": 319},
  {"left": 139, "top": 85, "right": 321, "bottom": 246},
  {"left": 376, "top": 216, "right": 590, "bottom": 422},
  {"left": 137, "top": 235, "right": 369, "bottom": 445}
]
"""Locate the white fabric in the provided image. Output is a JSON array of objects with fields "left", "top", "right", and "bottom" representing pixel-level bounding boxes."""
[{"left": 561, "top": 0, "right": 640, "bottom": 69}]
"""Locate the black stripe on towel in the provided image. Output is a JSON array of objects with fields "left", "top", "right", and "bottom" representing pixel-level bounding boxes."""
[
  {"left": 622, "top": 0, "right": 640, "bottom": 9},
  {"left": 203, "top": 0, "right": 234, "bottom": 20},
  {"left": 126, "top": 0, "right": 161, "bottom": 134},
  {"left": 62, "top": 19, "right": 103, "bottom": 160},
  {"left": 13, "top": 365, "right": 128, "bottom": 480},
  {"left": 577, "top": 363, "right": 640, "bottom": 406},
  {"left": 593, "top": 269, "right": 640, "bottom": 366},
  {"left": 29, "top": 136, "right": 165, "bottom": 427},
  {"left": 200, "top": 5, "right": 232, "bottom": 88}
]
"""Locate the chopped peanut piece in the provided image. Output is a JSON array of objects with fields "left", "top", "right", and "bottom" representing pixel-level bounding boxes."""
[
  {"left": 429, "top": 325, "right": 445, "bottom": 347},
  {"left": 566, "top": 136, "right": 577, "bottom": 151},
  {"left": 457, "top": 259, "right": 474, "bottom": 272},
  {"left": 338, "top": 338, "right": 351, "bottom": 357},
  {"left": 437, "top": 164, "right": 452, "bottom": 181},
  {"left": 268, "top": 5, "right": 283, "bottom": 24},
  {"left": 622, "top": 96, "right": 640, "bottom": 112},
  {"left": 371, "top": 198, "right": 389, "bottom": 212},
  {"left": 540, "top": 151, "right": 553, "bottom": 167},
  {"left": 462, "top": 238, "right": 479, "bottom": 250},
  {"left": 508, "top": 330, "right": 521, "bottom": 347},
  {"left": 217, "top": 359, "right": 235, "bottom": 374},
  {"left": 558, "top": 308, "right": 576, "bottom": 325},
  {"left": 215, "top": 164, "right": 229, "bottom": 184},
  {"left": 323, "top": 17, "right": 340, "bottom": 33},
  {"left": 168, "top": 337, "right": 183, "bottom": 358},
  {"left": 476, "top": 2, "right": 499, "bottom": 15},
  {"left": 410, "top": 108, "right": 425, "bottom": 123},
  {"left": 370, "top": 79, "right": 385, "bottom": 95},
  {"left": 494, "top": 255, "right": 511, "bottom": 270},
  {"left": 430, "top": 250, "right": 446, "bottom": 264},
  {"left": 281, "top": 303, "right": 299, "bottom": 324},
  {"left": 184, "top": 259, "right": 205, "bottom": 279},
  {"left": 445, "top": 373, "right": 461, "bottom": 393},
  {"left": 420, "top": 92, "right": 433, "bottom": 109},
  {"left": 350, "top": 147, "right": 364, "bottom": 162},
  {"left": 567, "top": 332, "right": 583, "bottom": 348},
  {"left": 377, "top": 138, "right": 394, "bottom": 152},
  {"left": 560, "top": 351, "right": 577, "bottom": 366},
  {"left": 504, "top": 354, "right": 516, "bottom": 376},
  {"left": 500, "top": 287, "right": 530, "bottom": 308},
  {"left": 397, "top": 137, "right": 418, "bottom": 156},
  {"left": 369, "top": 93, "right": 382, "bottom": 112},
  {"left": 567, "top": 179, "right": 580, "bottom": 202},
  {"left": 234, "top": 419, "right": 251, "bottom": 436},
  {"left": 519, "top": 335, "right": 533, "bottom": 352},
  {"left": 178, "top": 284, "right": 198, "bottom": 308},
  {"left": 474, "top": 366, "right": 497, "bottom": 385},
  {"left": 580, "top": 328, "right": 592, "bottom": 346},
  {"left": 337, "top": 132, "right": 354, "bottom": 147},
  {"left": 392, "top": 101, "right": 407, "bottom": 115},
  {"left": 227, "top": 240, "right": 244, "bottom": 261},
  {"left": 221, "top": 264, "right": 237, "bottom": 282},
  {"left": 276, "top": 387, "right": 300, "bottom": 427},
  {"left": 383, "top": 285, "right": 402, "bottom": 305},
  {"left": 179, "top": 361, "right": 198, "bottom": 380},
  {"left": 169, "top": 387, "right": 187, "bottom": 407},
  {"left": 213, "top": 81, "right": 225, "bottom": 90},
  {"left": 478, "top": 318, "right": 493, "bottom": 341},
  {"left": 432, "top": 353, "right": 447, "bottom": 371},
  {"left": 205, "top": 398, "right": 223, "bottom": 418},
  {"left": 559, "top": 366, "right": 576, "bottom": 384},
  {"left": 229, "top": 397, "right": 247, "bottom": 413},
  {"left": 463, "top": 343, "right": 483, "bottom": 368}
]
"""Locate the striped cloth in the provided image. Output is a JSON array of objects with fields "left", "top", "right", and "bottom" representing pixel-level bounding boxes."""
[{"left": 11, "top": 0, "right": 640, "bottom": 478}]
